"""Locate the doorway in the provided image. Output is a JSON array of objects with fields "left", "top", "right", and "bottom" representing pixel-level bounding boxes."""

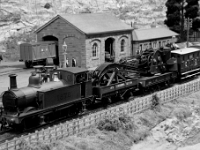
[
  {"left": 105, "top": 38, "right": 115, "bottom": 62},
  {"left": 42, "top": 35, "right": 59, "bottom": 65}
]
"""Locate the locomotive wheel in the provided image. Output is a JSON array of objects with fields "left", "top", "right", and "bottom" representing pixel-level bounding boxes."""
[
  {"left": 18, "top": 116, "right": 39, "bottom": 131},
  {"left": 18, "top": 107, "right": 39, "bottom": 131}
]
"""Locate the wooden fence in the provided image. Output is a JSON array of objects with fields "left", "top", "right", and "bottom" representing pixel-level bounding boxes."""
[{"left": 1, "top": 78, "right": 200, "bottom": 150}]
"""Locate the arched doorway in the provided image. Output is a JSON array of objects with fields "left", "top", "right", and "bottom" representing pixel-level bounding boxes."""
[
  {"left": 105, "top": 38, "right": 115, "bottom": 62},
  {"left": 42, "top": 35, "right": 59, "bottom": 65}
]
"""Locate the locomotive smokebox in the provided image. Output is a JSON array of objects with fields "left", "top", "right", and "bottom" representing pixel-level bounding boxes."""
[{"left": 9, "top": 74, "right": 18, "bottom": 90}]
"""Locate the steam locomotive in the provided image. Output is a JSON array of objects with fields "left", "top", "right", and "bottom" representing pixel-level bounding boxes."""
[{"left": 1, "top": 46, "right": 200, "bottom": 130}]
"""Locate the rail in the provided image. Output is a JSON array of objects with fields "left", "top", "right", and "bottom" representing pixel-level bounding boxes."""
[{"left": 0, "top": 79, "right": 200, "bottom": 150}]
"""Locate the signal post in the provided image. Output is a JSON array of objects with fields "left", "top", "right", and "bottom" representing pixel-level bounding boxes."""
[{"left": 184, "top": 18, "right": 193, "bottom": 47}]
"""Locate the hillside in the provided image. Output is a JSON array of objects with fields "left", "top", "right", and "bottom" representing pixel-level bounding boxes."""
[{"left": 0, "top": 0, "right": 167, "bottom": 55}]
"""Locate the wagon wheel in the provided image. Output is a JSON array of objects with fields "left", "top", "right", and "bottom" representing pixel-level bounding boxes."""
[
  {"left": 25, "top": 61, "right": 30, "bottom": 68},
  {"left": 41, "top": 59, "right": 47, "bottom": 66},
  {"left": 124, "top": 91, "right": 134, "bottom": 102}
]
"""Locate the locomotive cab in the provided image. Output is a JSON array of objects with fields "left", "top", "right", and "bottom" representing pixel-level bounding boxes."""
[{"left": 57, "top": 67, "right": 92, "bottom": 98}]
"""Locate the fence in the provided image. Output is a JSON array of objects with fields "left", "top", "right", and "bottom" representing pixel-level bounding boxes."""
[{"left": 1, "top": 78, "right": 200, "bottom": 150}]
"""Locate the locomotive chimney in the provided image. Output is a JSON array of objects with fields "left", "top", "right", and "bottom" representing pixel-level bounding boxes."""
[{"left": 9, "top": 74, "right": 18, "bottom": 90}]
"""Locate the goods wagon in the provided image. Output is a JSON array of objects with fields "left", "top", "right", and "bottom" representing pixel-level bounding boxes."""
[{"left": 19, "top": 41, "right": 57, "bottom": 68}]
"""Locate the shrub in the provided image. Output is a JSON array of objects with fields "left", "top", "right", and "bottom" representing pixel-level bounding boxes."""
[
  {"left": 97, "top": 114, "right": 134, "bottom": 132},
  {"left": 151, "top": 94, "right": 160, "bottom": 110},
  {"left": 173, "top": 107, "right": 192, "bottom": 121},
  {"left": 44, "top": 3, "right": 52, "bottom": 9}
]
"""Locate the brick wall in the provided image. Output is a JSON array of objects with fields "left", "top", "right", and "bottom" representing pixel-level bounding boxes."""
[
  {"left": 36, "top": 18, "right": 86, "bottom": 67},
  {"left": 85, "top": 32, "right": 131, "bottom": 68}
]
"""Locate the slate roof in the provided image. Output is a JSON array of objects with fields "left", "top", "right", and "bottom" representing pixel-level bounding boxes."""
[
  {"left": 35, "top": 13, "right": 133, "bottom": 35},
  {"left": 132, "top": 27, "right": 179, "bottom": 41},
  {"left": 171, "top": 47, "right": 199, "bottom": 55}
]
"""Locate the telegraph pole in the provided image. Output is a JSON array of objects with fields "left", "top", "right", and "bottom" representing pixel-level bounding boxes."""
[
  {"left": 62, "top": 41, "right": 68, "bottom": 68},
  {"left": 184, "top": 18, "right": 193, "bottom": 47}
]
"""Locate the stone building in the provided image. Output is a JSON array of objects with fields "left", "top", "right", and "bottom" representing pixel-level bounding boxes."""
[
  {"left": 35, "top": 13, "right": 133, "bottom": 68},
  {"left": 132, "top": 27, "right": 179, "bottom": 55}
]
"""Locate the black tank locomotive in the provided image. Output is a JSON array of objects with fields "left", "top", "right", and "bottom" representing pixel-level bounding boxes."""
[{"left": 1, "top": 66, "right": 93, "bottom": 129}]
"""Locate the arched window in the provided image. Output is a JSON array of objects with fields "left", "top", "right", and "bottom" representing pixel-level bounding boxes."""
[
  {"left": 121, "top": 39, "right": 125, "bottom": 52},
  {"left": 149, "top": 42, "right": 152, "bottom": 48},
  {"left": 139, "top": 44, "right": 142, "bottom": 54},
  {"left": 159, "top": 41, "right": 161, "bottom": 47},
  {"left": 162, "top": 41, "right": 166, "bottom": 46},
  {"left": 92, "top": 43, "right": 98, "bottom": 57},
  {"left": 153, "top": 42, "right": 157, "bottom": 49}
]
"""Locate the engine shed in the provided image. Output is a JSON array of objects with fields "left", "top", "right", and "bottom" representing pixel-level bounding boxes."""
[
  {"left": 132, "top": 27, "right": 179, "bottom": 55},
  {"left": 35, "top": 13, "right": 133, "bottom": 69}
]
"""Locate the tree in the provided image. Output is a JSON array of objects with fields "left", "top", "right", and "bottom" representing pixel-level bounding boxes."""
[
  {"left": 165, "top": 0, "right": 200, "bottom": 41},
  {"left": 185, "top": 0, "right": 200, "bottom": 31},
  {"left": 164, "top": 0, "right": 186, "bottom": 41}
]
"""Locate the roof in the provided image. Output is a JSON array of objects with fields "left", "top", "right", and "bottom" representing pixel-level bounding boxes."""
[
  {"left": 20, "top": 41, "right": 57, "bottom": 46},
  {"left": 132, "top": 27, "right": 179, "bottom": 41},
  {"left": 35, "top": 13, "right": 133, "bottom": 35},
  {"left": 171, "top": 47, "right": 200, "bottom": 55},
  {"left": 58, "top": 67, "right": 88, "bottom": 74}
]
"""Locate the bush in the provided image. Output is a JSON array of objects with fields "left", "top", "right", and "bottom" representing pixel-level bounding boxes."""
[
  {"left": 0, "top": 13, "right": 21, "bottom": 23},
  {"left": 19, "top": 140, "right": 51, "bottom": 150},
  {"left": 173, "top": 107, "right": 192, "bottom": 121},
  {"left": 151, "top": 94, "right": 160, "bottom": 110},
  {"left": 97, "top": 114, "right": 134, "bottom": 132},
  {"left": 44, "top": 3, "right": 52, "bottom": 9}
]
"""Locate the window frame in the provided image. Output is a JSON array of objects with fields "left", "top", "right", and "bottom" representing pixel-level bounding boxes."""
[
  {"left": 92, "top": 42, "right": 98, "bottom": 58},
  {"left": 120, "top": 39, "right": 125, "bottom": 52}
]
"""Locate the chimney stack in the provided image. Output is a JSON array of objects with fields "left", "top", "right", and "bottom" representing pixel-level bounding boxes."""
[{"left": 9, "top": 74, "right": 18, "bottom": 90}]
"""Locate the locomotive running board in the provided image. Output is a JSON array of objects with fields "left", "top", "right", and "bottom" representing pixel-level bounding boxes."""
[
  {"left": 181, "top": 68, "right": 200, "bottom": 75},
  {"left": 181, "top": 72, "right": 200, "bottom": 79}
]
